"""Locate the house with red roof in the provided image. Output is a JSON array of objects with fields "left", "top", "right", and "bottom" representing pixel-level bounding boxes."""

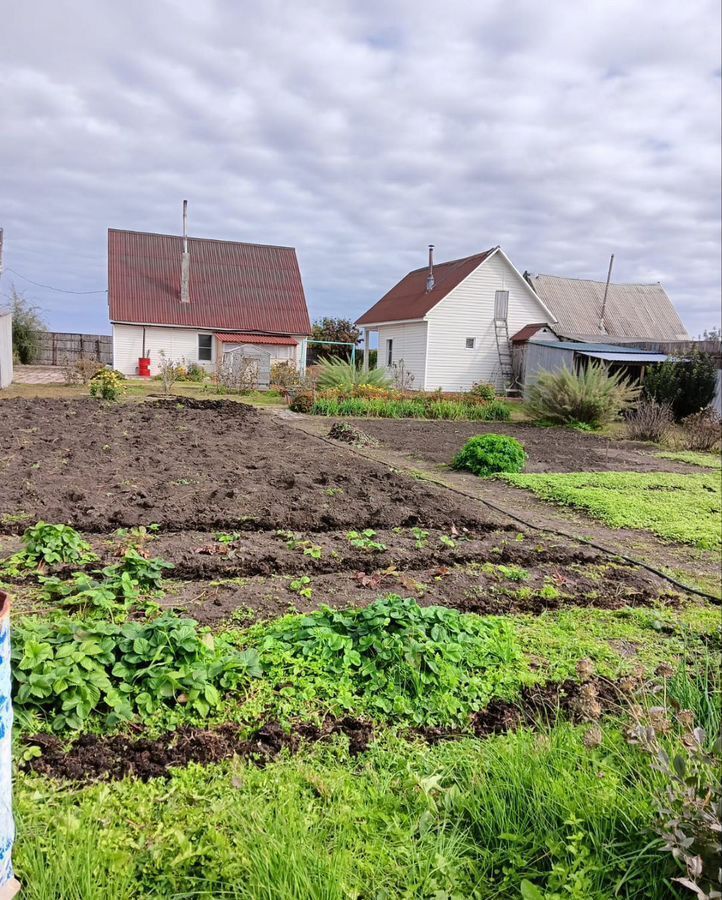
[
  {"left": 356, "top": 246, "right": 554, "bottom": 392},
  {"left": 108, "top": 222, "right": 311, "bottom": 377}
]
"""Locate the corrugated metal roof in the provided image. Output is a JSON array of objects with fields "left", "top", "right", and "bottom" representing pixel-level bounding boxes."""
[
  {"left": 108, "top": 229, "right": 311, "bottom": 335},
  {"left": 532, "top": 340, "right": 667, "bottom": 355},
  {"left": 529, "top": 274, "right": 689, "bottom": 340},
  {"left": 356, "top": 249, "right": 496, "bottom": 325},
  {"left": 215, "top": 333, "right": 298, "bottom": 345},
  {"left": 510, "top": 323, "right": 554, "bottom": 342},
  {"left": 580, "top": 350, "right": 669, "bottom": 362}
]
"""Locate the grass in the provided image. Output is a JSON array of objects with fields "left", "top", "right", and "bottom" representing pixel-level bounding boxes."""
[
  {"left": 14, "top": 725, "right": 681, "bottom": 899},
  {"left": 656, "top": 450, "right": 721, "bottom": 469},
  {"left": 309, "top": 395, "right": 511, "bottom": 420},
  {"left": 502, "top": 471, "right": 721, "bottom": 549}
]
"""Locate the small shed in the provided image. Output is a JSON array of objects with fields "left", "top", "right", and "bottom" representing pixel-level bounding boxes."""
[
  {"left": 521, "top": 340, "right": 668, "bottom": 392},
  {"left": 219, "top": 345, "right": 271, "bottom": 391},
  {"left": 0, "top": 311, "right": 12, "bottom": 389}
]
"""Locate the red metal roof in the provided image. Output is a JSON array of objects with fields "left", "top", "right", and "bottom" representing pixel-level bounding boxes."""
[
  {"left": 510, "top": 323, "right": 553, "bottom": 342},
  {"left": 108, "top": 229, "right": 311, "bottom": 335},
  {"left": 215, "top": 333, "right": 298, "bottom": 345},
  {"left": 356, "top": 249, "right": 496, "bottom": 326}
]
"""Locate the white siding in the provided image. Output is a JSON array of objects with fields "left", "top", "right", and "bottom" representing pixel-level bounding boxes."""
[
  {"left": 424, "top": 252, "right": 550, "bottom": 391},
  {"left": 112, "top": 324, "right": 214, "bottom": 376},
  {"left": 0, "top": 311, "right": 13, "bottom": 389},
  {"left": 376, "top": 322, "right": 428, "bottom": 390}
]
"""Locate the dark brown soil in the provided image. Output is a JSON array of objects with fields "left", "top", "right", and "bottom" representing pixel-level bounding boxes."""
[
  {"left": 23, "top": 678, "right": 621, "bottom": 782},
  {"left": 346, "top": 419, "right": 691, "bottom": 474},
  {"left": 0, "top": 399, "right": 502, "bottom": 533},
  {"left": 23, "top": 717, "right": 374, "bottom": 782}
]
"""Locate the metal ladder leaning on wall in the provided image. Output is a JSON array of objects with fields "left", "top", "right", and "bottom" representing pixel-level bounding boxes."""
[{"left": 493, "top": 289, "right": 516, "bottom": 394}]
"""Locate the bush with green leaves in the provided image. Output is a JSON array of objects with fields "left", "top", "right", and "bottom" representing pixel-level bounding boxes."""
[
  {"left": 315, "top": 357, "right": 392, "bottom": 391},
  {"left": 644, "top": 351, "right": 718, "bottom": 420},
  {"left": 526, "top": 363, "right": 640, "bottom": 427},
  {"left": 245, "top": 595, "right": 522, "bottom": 726},
  {"left": 12, "top": 613, "right": 261, "bottom": 732},
  {"left": 89, "top": 368, "right": 126, "bottom": 401},
  {"left": 10, "top": 288, "right": 46, "bottom": 364},
  {"left": 452, "top": 434, "right": 527, "bottom": 477},
  {"left": 468, "top": 382, "right": 497, "bottom": 401},
  {"left": 11, "top": 522, "right": 96, "bottom": 570}
]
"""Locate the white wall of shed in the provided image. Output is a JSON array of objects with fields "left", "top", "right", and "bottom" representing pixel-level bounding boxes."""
[
  {"left": 376, "top": 322, "right": 428, "bottom": 390},
  {"left": 0, "top": 312, "right": 13, "bottom": 389},
  {"left": 112, "top": 324, "right": 213, "bottom": 376},
  {"left": 424, "top": 252, "right": 551, "bottom": 391},
  {"left": 217, "top": 338, "right": 304, "bottom": 367}
]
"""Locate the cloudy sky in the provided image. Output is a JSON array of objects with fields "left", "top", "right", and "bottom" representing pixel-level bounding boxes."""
[{"left": 1, "top": 0, "right": 720, "bottom": 336}]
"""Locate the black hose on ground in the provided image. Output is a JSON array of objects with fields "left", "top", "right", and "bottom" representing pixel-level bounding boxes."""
[{"left": 287, "top": 417, "right": 721, "bottom": 605}]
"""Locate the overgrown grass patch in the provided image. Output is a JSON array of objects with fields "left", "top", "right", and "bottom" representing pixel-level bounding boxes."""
[
  {"left": 309, "top": 395, "right": 511, "bottom": 420},
  {"left": 14, "top": 725, "right": 679, "bottom": 900},
  {"left": 656, "top": 450, "right": 721, "bottom": 469},
  {"left": 502, "top": 471, "right": 721, "bottom": 549}
]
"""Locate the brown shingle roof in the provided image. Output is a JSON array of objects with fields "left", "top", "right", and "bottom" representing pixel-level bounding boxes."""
[
  {"left": 356, "top": 249, "right": 496, "bottom": 326},
  {"left": 108, "top": 229, "right": 311, "bottom": 335},
  {"left": 215, "top": 333, "right": 298, "bottom": 345},
  {"left": 510, "top": 323, "right": 554, "bottom": 342}
]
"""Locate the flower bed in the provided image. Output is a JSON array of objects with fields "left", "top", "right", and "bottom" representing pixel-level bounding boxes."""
[{"left": 292, "top": 386, "right": 511, "bottom": 420}]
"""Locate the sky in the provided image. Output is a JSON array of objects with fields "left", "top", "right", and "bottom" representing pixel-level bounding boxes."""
[{"left": 1, "top": 0, "right": 720, "bottom": 337}]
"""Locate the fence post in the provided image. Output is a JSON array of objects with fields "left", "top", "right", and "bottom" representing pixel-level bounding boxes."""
[
  {"left": 0, "top": 591, "right": 20, "bottom": 898},
  {"left": 52, "top": 334, "right": 57, "bottom": 367}
]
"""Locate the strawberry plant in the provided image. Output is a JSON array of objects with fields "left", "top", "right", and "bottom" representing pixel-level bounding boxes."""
[
  {"left": 289, "top": 576, "right": 313, "bottom": 599},
  {"left": 410, "top": 527, "right": 429, "bottom": 549},
  {"left": 347, "top": 529, "right": 387, "bottom": 552},
  {"left": 4, "top": 522, "right": 97, "bottom": 574}
]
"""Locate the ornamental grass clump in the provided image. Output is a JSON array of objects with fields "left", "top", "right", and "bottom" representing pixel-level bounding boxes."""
[
  {"left": 452, "top": 434, "right": 527, "bottom": 477},
  {"left": 316, "top": 358, "right": 392, "bottom": 391},
  {"left": 526, "top": 363, "right": 640, "bottom": 428}
]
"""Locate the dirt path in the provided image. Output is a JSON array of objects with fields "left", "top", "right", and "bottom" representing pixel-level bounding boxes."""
[{"left": 276, "top": 411, "right": 721, "bottom": 599}]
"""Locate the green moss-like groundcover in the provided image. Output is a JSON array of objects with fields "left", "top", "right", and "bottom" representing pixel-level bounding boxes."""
[{"left": 501, "top": 471, "right": 721, "bottom": 549}]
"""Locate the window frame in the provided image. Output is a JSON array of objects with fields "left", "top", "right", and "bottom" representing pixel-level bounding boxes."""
[
  {"left": 386, "top": 338, "right": 393, "bottom": 367},
  {"left": 198, "top": 333, "right": 213, "bottom": 362},
  {"left": 465, "top": 337, "right": 476, "bottom": 350}
]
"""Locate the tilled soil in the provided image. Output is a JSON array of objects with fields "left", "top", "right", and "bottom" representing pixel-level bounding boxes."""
[
  {"left": 23, "top": 678, "right": 621, "bottom": 782},
  {"left": 0, "top": 399, "right": 501, "bottom": 533},
  {"left": 345, "top": 419, "right": 692, "bottom": 473}
]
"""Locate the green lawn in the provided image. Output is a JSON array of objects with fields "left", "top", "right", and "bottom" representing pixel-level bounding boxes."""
[
  {"left": 502, "top": 471, "right": 721, "bottom": 549},
  {"left": 656, "top": 450, "right": 721, "bottom": 469}
]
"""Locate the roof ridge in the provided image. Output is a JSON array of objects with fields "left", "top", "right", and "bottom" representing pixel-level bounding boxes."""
[
  {"left": 532, "top": 273, "right": 663, "bottom": 288},
  {"left": 108, "top": 228, "right": 296, "bottom": 252},
  {"left": 403, "top": 247, "right": 495, "bottom": 276}
]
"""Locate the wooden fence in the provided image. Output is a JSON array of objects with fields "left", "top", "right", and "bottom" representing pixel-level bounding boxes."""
[{"left": 34, "top": 332, "right": 112, "bottom": 366}]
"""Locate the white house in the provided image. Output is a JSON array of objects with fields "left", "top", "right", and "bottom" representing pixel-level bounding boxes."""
[
  {"left": 356, "top": 246, "right": 555, "bottom": 392},
  {"left": 108, "top": 223, "right": 311, "bottom": 377}
]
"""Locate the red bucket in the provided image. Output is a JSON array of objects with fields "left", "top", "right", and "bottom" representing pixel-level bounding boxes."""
[{"left": 138, "top": 357, "right": 151, "bottom": 377}]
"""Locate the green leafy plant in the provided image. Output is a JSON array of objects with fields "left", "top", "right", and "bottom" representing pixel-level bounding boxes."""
[
  {"left": 214, "top": 532, "right": 241, "bottom": 544},
  {"left": 89, "top": 368, "right": 126, "bottom": 401},
  {"left": 411, "top": 527, "right": 429, "bottom": 549},
  {"left": 347, "top": 529, "right": 387, "bottom": 552},
  {"left": 10, "top": 288, "right": 46, "bottom": 364},
  {"left": 645, "top": 351, "right": 718, "bottom": 420},
  {"left": 12, "top": 613, "right": 261, "bottom": 732},
  {"left": 289, "top": 576, "right": 313, "bottom": 599},
  {"left": 468, "top": 381, "right": 497, "bottom": 401},
  {"left": 439, "top": 534, "right": 456, "bottom": 549},
  {"left": 452, "top": 434, "right": 527, "bottom": 477},
  {"left": 4, "top": 522, "right": 97, "bottom": 574},
  {"left": 248, "top": 595, "right": 521, "bottom": 726},
  {"left": 526, "top": 363, "right": 640, "bottom": 427},
  {"left": 308, "top": 395, "right": 510, "bottom": 421}
]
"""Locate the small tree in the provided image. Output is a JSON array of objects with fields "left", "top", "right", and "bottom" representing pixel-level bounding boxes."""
[
  {"left": 157, "top": 351, "right": 185, "bottom": 395},
  {"left": 309, "top": 317, "right": 361, "bottom": 363},
  {"left": 645, "top": 352, "right": 718, "bottom": 420},
  {"left": 10, "top": 288, "right": 46, "bottom": 364}
]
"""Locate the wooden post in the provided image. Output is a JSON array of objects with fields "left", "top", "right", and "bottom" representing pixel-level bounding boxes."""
[
  {"left": 52, "top": 333, "right": 57, "bottom": 366},
  {"left": 362, "top": 328, "right": 369, "bottom": 372}
]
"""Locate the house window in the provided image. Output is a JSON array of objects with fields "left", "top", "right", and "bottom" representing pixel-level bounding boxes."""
[
  {"left": 465, "top": 337, "right": 476, "bottom": 349},
  {"left": 198, "top": 333, "right": 213, "bottom": 362},
  {"left": 386, "top": 339, "right": 393, "bottom": 367}
]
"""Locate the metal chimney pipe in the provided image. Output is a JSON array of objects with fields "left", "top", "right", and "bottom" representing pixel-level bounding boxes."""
[
  {"left": 598, "top": 253, "right": 614, "bottom": 333},
  {"left": 180, "top": 200, "right": 190, "bottom": 303},
  {"left": 426, "top": 244, "right": 435, "bottom": 292}
]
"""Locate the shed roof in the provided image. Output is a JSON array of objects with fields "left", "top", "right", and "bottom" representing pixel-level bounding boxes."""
[
  {"left": 215, "top": 333, "right": 298, "bottom": 345},
  {"left": 531, "top": 340, "right": 669, "bottom": 363},
  {"left": 356, "top": 249, "right": 496, "bottom": 325},
  {"left": 108, "top": 229, "right": 311, "bottom": 335},
  {"left": 528, "top": 274, "right": 689, "bottom": 340},
  {"left": 510, "top": 323, "right": 555, "bottom": 342}
]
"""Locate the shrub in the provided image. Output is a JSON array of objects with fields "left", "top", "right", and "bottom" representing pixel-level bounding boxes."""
[
  {"left": 271, "top": 361, "right": 302, "bottom": 390},
  {"left": 10, "top": 289, "right": 46, "bottom": 364},
  {"left": 645, "top": 352, "right": 718, "bottom": 420},
  {"left": 89, "top": 368, "right": 125, "bottom": 401},
  {"left": 468, "top": 382, "right": 497, "bottom": 401},
  {"left": 680, "top": 408, "right": 721, "bottom": 452},
  {"left": 182, "top": 362, "right": 206, "bottom": 383},
  {"left": 452, "top": 434, "right": 527, "bottom": 477},
  {"left": 63, "top": 357, "right": 104, "bottom": 385},
  {"left": 624, "top": 400, "right": 675, "bottom": 442},
  {"left": 526, "top": 363, "right": 640, "bottom": 427},
  {"left": 316, "top": 358, "right": 391, "bottom": 391},
  {"left": 157, "top": 351, "right": 187, "bottom": 394},
  {"left": 19, "top": 522, "right": 96, "bottom": 568},
  {"left": 289, "top": 391, "right": 314, "bottom": 413}
]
